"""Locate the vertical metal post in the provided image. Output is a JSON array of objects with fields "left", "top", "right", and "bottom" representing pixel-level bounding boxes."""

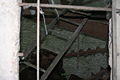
[
  {"left": 37, "top": 0, "right": 40, "bottom": 80},
  {"left": 112, "top": 0, "right": 117, "bottom": 79}
]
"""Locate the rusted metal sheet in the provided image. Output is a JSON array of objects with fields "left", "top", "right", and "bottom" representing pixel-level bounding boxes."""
[
  {"left": 65, "top": 47, "right": 107, "bottom": 57},
  {"left": 58, "top": 18, "right": 108, "bottom": 40},
  {"left": 81, "top": 20, "right": 108, "bottom": 40}
]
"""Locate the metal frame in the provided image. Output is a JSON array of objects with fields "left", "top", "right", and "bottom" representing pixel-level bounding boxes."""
[
  {"left": 18, "top": 1, "right": 117, "bottom": 80},
  {"left": 19, "top": 3, "right": 112, "bottom": 11}
]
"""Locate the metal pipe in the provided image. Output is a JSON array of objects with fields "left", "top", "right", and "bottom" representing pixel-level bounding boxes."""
[
  {"left": 37, "top": 0, "right": 40, "bottom": 80},
  {"left": 19, "top": 3, "right": 112, "bottom": 12}
]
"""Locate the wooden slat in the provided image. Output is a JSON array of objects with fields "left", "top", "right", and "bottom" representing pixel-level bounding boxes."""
[
  {"left": 60, "top": 17, "right": 79, "bottom": 26},
  {"left": 40, "top": 18, "right": 88, "bottom": 80},
  {"left": 20, "top": 62, "right": 46, "bottom": 73}
]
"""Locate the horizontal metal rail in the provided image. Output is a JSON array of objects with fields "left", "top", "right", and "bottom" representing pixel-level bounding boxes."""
[{"left": 19, "top": 3, "right": 112, "bottom": 12}]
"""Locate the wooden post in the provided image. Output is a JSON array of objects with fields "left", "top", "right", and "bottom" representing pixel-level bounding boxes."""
[{"left": 0, "top": 0, "right": 20, "bottom": 80}]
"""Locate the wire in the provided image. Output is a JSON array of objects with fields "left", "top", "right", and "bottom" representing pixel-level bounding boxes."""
[
  {"left": 51, "top": 0, "right": 60, "bottom": 18},
  {"left": 40, "top": 8, "right": 48, "bottom": 35}
]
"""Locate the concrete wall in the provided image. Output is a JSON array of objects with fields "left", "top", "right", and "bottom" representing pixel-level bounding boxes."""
[
  {"left": 116, "top": 1, "right": 120, "bottom": 80},
  {"left": 0, "top": 0, "right": 20, "bottom": 80},
  {"left": 109, "top": 0, "right": 120, "bottom": 79}
]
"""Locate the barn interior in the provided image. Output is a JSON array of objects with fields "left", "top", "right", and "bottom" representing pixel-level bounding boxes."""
[{"left": 19, "top": 0, "right": 111, "bottom": 80}]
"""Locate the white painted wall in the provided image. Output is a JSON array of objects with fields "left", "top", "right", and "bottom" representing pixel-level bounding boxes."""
[
  {"left": 109, "top": 0, "right": 120, "bottom": 80},
  {"left": 116, "top": 13, "right": 120, "bottom": 80},
  {"left": 109, "top": 19, "right": 112, "bottom": 80},
  {"left": 0, "top": 0, "right": 20, "bottom": 80}
]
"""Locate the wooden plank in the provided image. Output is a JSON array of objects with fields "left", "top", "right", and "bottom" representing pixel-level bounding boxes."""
[
  {"left": 60, "top": 17, "right": 79, "bottom": 26},
  {"left": 40, "top": 18, "right": 88, "bottom": 80},
  {"left": 49, "top": 29, "right": 70, "bottom": 40},
  {"left": 23, "top": 39, "right": 36, "bottom": 60},
  {"left": 20, "top": 62, "right": 46, "bottom": 73},
  {"left": 22, "top": 62, "right": 36, "bottom": 69}
]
